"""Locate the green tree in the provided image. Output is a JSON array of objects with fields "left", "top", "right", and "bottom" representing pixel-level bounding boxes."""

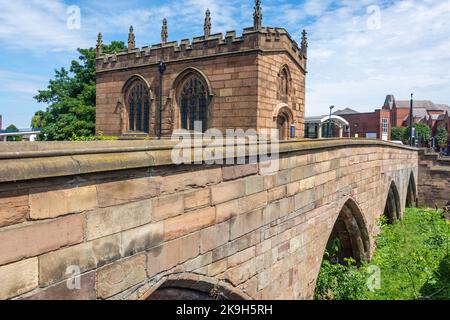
[
  {"left": 403, "top": 124, "right": 432, "bottom": 146},
  {"left": 435, "top": 125, "right": 448, "bottom": 148},
  {"left": 391, "top": 126, "right": 406, "bottom": 142},
  {"left": 5, "top": 124, "right": 22, "bottom": 141},
  {"left": 32, "top": 41, "right": 126, "bottom": 141}
]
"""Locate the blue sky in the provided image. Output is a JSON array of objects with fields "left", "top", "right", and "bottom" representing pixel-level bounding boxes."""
[{"left": 0, "top": 0, "right": 449, "bottom": 128}]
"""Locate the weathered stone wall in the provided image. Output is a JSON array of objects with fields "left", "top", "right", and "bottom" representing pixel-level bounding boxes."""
[
  {"left": 0, "top": 140, "right": 418, "bottom": 300},
  {"left": 257, "top": 52, "right": 305, "bottom": 136},
  {"left": 96, "top": 28, "right": 306, "bottom": 137},
  {"left": 417, "top": 150, "right": 450, "bottom": 207}
]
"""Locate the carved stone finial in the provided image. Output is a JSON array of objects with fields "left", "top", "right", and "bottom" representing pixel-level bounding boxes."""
[
  {"left": 128, "top": 25, "right": 135, "bottom": 51},
  {"left": 204, "top": 9, "right": 211, "bottom": 38},
  {"left": 96, "top": 32, "right": 103, "bottom": 57},
  {"left": 301, "top": 29, "right": 308, "bottom": 58},
  {"left": 161, "top": 18, "right": 168, "bottom": 44},
  {"left": 253, "top": 0, "right": 262, "bottom": 31}
]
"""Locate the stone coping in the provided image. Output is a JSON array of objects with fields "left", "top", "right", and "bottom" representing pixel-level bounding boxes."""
[
  {"left": 418, "top": 149, "right": 450, "bottom": 162},
  {"left": 0, "top": 139, "right": 417, "bottom": 183}
]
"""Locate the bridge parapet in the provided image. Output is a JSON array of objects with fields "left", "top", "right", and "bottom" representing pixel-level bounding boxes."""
[
  {"left": 417, "top": 149, "right": 450, "bottom": 208},
  {"left": 0, "top": 139, "right": 418, "bottom": 300}
]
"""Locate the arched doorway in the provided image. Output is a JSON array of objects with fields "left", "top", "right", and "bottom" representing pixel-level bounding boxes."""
[
  {"left": 277, "top": 113, "right": 290, "bottom": 140},
  {"left": 143, "top": 275, "right": 248, "bottom": 300},
  {"left": 406, "top": 172, "right": 417, "bottom": 208},
  {"left": 326, "top": 199, "right": 370, "bottom": 265},
  {"left": 384, "top": 181, "right": 401, "bottom": 223},
  {"left": 274, "top": 105, "right": 294, "bottom": 140}
]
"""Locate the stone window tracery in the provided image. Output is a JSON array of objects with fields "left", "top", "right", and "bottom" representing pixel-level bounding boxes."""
[{"left": 126, "top": 80, "right": 151, "bottom": 133}]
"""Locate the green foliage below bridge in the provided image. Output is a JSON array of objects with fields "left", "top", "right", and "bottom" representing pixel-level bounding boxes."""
[{"left": 315, "top": 207, "right": 449, "bottom": 300}]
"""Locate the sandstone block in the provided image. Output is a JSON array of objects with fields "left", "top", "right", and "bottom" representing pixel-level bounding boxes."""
[
  {"left": 164, "top": 206, "right": 215, "bottom": 240},
  {"left": 96, "top": 178, "right": 160, "bottom": 207},
  {"left": 39, "top": 234, "right": 121, "bottom": 287},
  {"left": 230, "top": 209, "right": 263, "bottom": 240},
  {"left": 200, "top": 222, "right": 230, "bottom": 254},
  {"left": 267, "top": 186, "right": 286, "bottom": 202},
  {"left": 22, "top": 271, "right": 96, "bottom": 300},
  {"left": 30, "top": 186, "right": 97, "bottom": 219},
  {"left": 222, "top": 164, "right": 258, "bottom": 181},
  {"left": 161, "top": 168, "right": 222, "bottom": 194},
  {"left": 0, "top": 193, "right": 29, "bottom": 228},
  {"left": 152, "top": 194, "right": 184, "bottom": 221},
  {"left": 0, "top": 258, "right": 38, "bottom": 300},
  {"left": 184, "top": 189, "right": 210, "bottom": 211},
  {"left": 245, "top": 175, "right": 264, "bottom": 195},
  {"left": 211, "top": 180, "right": 245, "bottom": 204},
  {"left": 228, "top": 247, "right": 256, "bottom": 268},
  {"left": 147, "top": 232, "right": 200, "bottom": 278},
  {"left": 216, "top": 199, "right": 239, "bottom": 223},
  {"left": 97, "top": 254, "right": 146, "bottom": 299},
  {"left": 86, "top": 199, "right": 152, "bottom": 240},
  {"left": 238, "top": 191, "right": 268, "bottom": 214},
  {"left": 121, "top": 222, "right": 164, "bottom": 257},
  {"left": 0, "top": 214, "right": 84, "bottom": 266}
]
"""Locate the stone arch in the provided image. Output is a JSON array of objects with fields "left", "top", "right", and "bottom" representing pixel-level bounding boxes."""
[
  {"left": 273, "top": 103, "right": 294, "bottom": 140},
  {"left": 384, "top": 181, "right": 401, "bottom": 223},
  {"left": 405, "top": 171, "right": 417, "bottom": 208},
  {"left": 277, "top": 64, "right": 292, "bottom": 103},
  {"left": 171, "top": 67, "right": 214, "bottom": 132},
  {"left": 140, "top": 273, "right": 250, "bottom": 301},
  {"left": 326, "top": 198, "right": 371, "bottom": 264},
  {"left": 120, "top": 74, "right": 154, "bottom": 135}
]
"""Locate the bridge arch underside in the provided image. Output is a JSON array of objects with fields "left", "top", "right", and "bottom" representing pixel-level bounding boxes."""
[
  {"left": 327, "top": 199, "right": 370, "bottom": 265},
  {"left": 0, "top": 140, "right": 419, "bottom": 301},
  {"left": 405, "top": 172, "right": 417, "bottom": 208},
  {"left": 144, "top": 274, "right": 248, "bottom": 300},
  {"left": 384, "top": 182, "right": 402, "bottom": 223}
]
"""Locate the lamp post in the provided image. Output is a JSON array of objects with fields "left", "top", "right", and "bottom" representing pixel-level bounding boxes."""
[
  {"left": 409, "top": 93, "right": 414, "bottom": 146},
  {"left": 328, "top": 105, "right": 335, "bottom": 138},
  {"left": 158, "top": 60, "right": 166, "bottom": 140}
]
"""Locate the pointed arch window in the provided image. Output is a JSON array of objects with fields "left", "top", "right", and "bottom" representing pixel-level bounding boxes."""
[
  {"left": 126, "top": 80, "right": 151, "bottom": 133},
  {"left": 179, "top": 75, "right": 209, "bottom": 132},
  {"left": 278, "top": 67, "right": 291, "bottom": 103}
]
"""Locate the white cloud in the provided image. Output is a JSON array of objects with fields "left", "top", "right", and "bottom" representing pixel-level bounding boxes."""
[
  {"left": 0, "top": 0, "right": 449, "bottom": 122},
  {"left": 0, "top": 0, "right": 90, "bottom": 52},
  {"left": 304, "top": 0, "right": 450, "bottom": 115},
  {"left": 0, "top": 70, "right": 47, "bottom": 95}
]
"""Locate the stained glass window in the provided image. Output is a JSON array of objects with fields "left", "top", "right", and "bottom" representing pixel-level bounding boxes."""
[
  {"left": 179, "top": 76, "right": 209, "bottom": 132},
  {"left": 127, "top": 81, "right": 151, "bottom": 134}
]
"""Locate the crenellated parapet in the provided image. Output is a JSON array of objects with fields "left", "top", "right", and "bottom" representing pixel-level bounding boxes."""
[{"left": 96, "top": 26, "right": 307, "bottom": 73}]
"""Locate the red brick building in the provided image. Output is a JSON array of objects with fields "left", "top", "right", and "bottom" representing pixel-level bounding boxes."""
[
  {"left": 333, "top": 108, "right": 391, "bottom": 141},
  {"left": 331, "top": 95, "right": 450, "bottom": 142},
  {"left": 95, "top": 1, "right": 307, "bottom": 140}
]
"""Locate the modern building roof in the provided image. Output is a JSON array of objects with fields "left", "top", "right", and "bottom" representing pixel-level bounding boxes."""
[
  {"left": 395, "top": 100, "right": 450, "bottom": 111},
  {"left": 333, "top": 108, "right": 360, "bottom": 115},
  {"left": 304, "top": 115, "right": 349, "bottom": 126}
]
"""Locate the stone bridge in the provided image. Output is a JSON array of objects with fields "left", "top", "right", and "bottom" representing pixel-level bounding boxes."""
[{"left": 0, "top": 139, "right": 418, "bottom": 300}]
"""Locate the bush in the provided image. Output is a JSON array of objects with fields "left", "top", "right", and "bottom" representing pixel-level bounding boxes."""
[{"left": 314, "top": 239, "right": 369, "bottom": 300}]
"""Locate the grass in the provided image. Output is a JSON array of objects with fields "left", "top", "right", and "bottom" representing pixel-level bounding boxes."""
[
  {"left": 367, "top": 207, "right": 449, "bottom": 300},
  {"left": 314, "top": 207, "right": 450, "bottom": 300}
]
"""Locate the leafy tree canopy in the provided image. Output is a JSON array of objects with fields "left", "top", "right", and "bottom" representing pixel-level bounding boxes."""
[
  {"left": 403, "top": 124, "right": 432, "bottom": 146},
  {"left": 5, "top": 124, "right": 21, "bottom": 141},
  {"left": 435, "top": 125, "right": 448, "bottom": 148},
  {"left": 391, "top": 126, "right": 406, "bottom": 142},
  {"left": 32, "top": 41, "right": 126, "bottom": 141}
]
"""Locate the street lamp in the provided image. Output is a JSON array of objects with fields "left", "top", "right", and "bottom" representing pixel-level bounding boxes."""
[
  {"left": 328, "top": 105, "right": 335, "bottom": 138},
  {"left": 158, "top": 60, "right": 167, "bottom": 140},
  {"left": 409, "top": 93, "right": 414, "bottom": 146}
]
